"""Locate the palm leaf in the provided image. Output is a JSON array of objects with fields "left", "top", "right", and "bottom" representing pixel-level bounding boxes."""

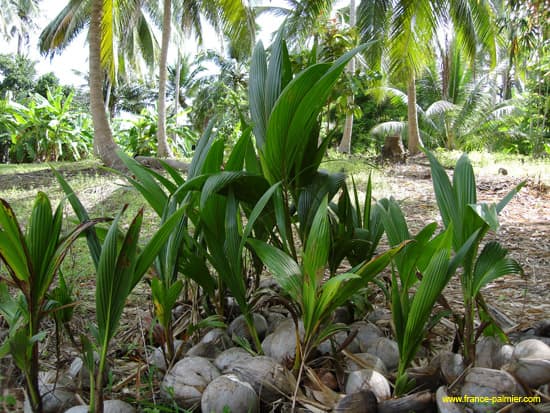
[
  {"left": 41, "top": 218, "right": 101, "bottom": 301},
  {"left": 425, "top": 150, "right": 463, "bottom": 246},
  {"left": 52, "top": 167, "right": 103, "bottom": 268},
  {"left": 333, "top": 243, "right": 407, "bottom": 308},
  {"left": 471, "top": 242, "right": 523, "bottom": 296},
  {"left": 469, "top": 202, "right": 499, "bottom": 231},
  {"left": 116, "top": 151, "right": 168, "bottom": 216},
  {"left": 370, "top": 121, "right": 406, "bottom": 137},
  {"left": 496, "top": 181, "right": 525, "bottom": 213},
  {"left": 303, "top": 196, "right": 330, "bottom": 283},
  {"left": 425, "top": 100, "right": 459, "bottom": 117},
  {"left": 249, "top": 41, "right": 268, "bottom": 149},
  {"left": 0, "top": 199, "right": 31, "bottom": 282},
  {"left": 96, "top": 206, "right": 136, "bottom": 344},
  {"left": 247, "top": 239, "right": 302, "bottom": 301},
  {"left": 133, "top": 205, "right": 186, "bottom": 288},
  {"left": 25, "top": 193, "right": 56, "bottom": 283},
  {"left": 401, "top": 248, "right": 450, "bottom": 367},
  {"left": 314, "top": 273, "right": 360, "bottom": 326},
  {"left": 239, "top": 182, "right": 281, "bottom": 267},
  {"left": 225, "top": 127, "right": 254, "bottom": 172},
  {"left": 187, "top": 119, "right": 216, "bottom": 178}
]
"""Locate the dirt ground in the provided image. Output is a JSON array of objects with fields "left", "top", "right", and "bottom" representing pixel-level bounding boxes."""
[{"left": 378, "top": 161, "right": 550, "bottom": 332}]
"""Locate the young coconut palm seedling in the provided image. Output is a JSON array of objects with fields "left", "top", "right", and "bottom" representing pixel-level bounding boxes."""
[
  {"left": 329, "top": 175, "right": 385, "bottom": 275},
  {"left": 378, "top": 198, "right": 477, "bottom": 394},
  {"left": 53, "top": 170, "right": 185, "bottom": 413},
  {"left": 426, "top": 151, "right": 524, "bottom": 364},
  {"left": 249, "top": 197, "right": 404, "bottom": 407},
  {"left": 85, "top": 204, "right": 185, "bottom": 413},
  {"left": 0, "top": 192, "right": 102, "bottom": 413},
  {"left": 115, "top": 129, "right": 278, "bottom": 354}
]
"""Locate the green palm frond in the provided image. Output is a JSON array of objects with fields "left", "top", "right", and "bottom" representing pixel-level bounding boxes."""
[
  {"left": 370, "top": 120, "right": 406, "bottom": 136},
  {"left": 357, "top": 0, "right": 390, "bottom": 69},
  {"left": 40, "top": 0, "right": 161, "bottom": 82},
  {"left": 39, "top": 0, "right": 90, "bottom": 56},
  {"left": 425, "top": 100, "right": 459, "bottom": 117},
  {"left": 281, "top": 0, "right": 334, "bottom": 44},
  {"left": 450, "top": 0, "right": 496, "bottom": 66}
]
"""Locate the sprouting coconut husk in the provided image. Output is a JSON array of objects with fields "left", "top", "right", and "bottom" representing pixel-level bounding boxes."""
[
  {"left": 377, "top": 390, "right": 434, "bottom": 413},
  {"left": 476, "top": 337, "right": 504, "bottom": 369},
  {"left": 506, "top": 339, "right": 550, "bottom": 388},
  {"left": 201, "top": 374, "right": 260, "bottom": 413},
  {"left": 345, "top": 368, "right": 391, "bottom": 403},
  {"left": 364, "top": 337, "right": 400, "bottom": 371},
  {"left": 435, "top": 386, "right": 465, "bottom": 413},
  {"left": 161, "top": 356, "right": 221, "bottom": 408},
  {"left": 350, "top": 321, "right": 384, "bottom": 352},
  {"left": 405, "top": 365, "right": 441, "bottom": 392},
  {"left": 343, "top": 351, "right": 388, "bottom": 376},
  {"left": 438, "top": 352, "right": 466, "bottom": 385},
  {"left": 231, "top": 356, "right": 295, "bottom": 404},
  {"left": 214, "top": 347, "right": 254, "bottom": 372},
  {"left": 228, "top": 313, "right": 269, "bottom": 342},
  {"left": 262, "top": 319, "right": 304, "bottom": 366},
  {"left": 333, "top": 389, "right": 378, "bottom": 413},
  {"left": 495, "top": 344, "right": 515, "bottom": 369},
  {"left": 460, "top": 367, "right": 525, "bottom": 413}
]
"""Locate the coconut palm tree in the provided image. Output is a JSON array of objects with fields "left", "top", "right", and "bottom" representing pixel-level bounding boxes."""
[
  {"left": 0, "top": 0, "right": 39, "bottom": 56},
  {"left": 88, "top": 0, "right": 122, "bottom": 168},
  {"left": 39, "top": 0, "right": 160, "bottom": 168},
  {"left": 157, "top": 0, "right": 173, "bottom": 157},
  {"left": 357, "top": 0, "right": 497, "bottom": 154},
  {"left": 258, "top": 0, "right": 334, "bottom": 45},
  {"left": 0, "top": 0, "right": 39, "bottom": 55},
  {"left": 371, "top": 56, "right": 515, "bottom": 152},
  {"left": 337, "top": 0, "right": 357, "bottom": 154},
  {"left": 155, "top": 0, "right": 253, "bottom": 158}
]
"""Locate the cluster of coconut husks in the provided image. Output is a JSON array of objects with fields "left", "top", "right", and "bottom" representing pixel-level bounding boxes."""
[
  {"left": 25, "top": 304, "right": 549, "bottom": 413},
  {"left": 154, "top": 306, "right": 549, "bottom": 413}
]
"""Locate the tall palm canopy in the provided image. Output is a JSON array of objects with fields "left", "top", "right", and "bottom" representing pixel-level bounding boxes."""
[
  {"left": 38, "top": 0, "right": 160, "bottom": 168},
  {"left": 357, "top": 0, "right": 497, "bottom": 154},
  {"left": 0, "top": 0, "right": 40, "bottom": 55},
  {"left": 39, "top": 0, "right": 158, "bottom": 82}
]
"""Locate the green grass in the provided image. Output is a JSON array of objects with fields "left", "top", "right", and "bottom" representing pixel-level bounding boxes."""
[
  {"left": 0, "top": 159, "right": 102, "bottom": 174},
  {"left": 433, "top": 149, "right": 550, "bottom": 184},
  {"left": 0, "top": 160, "right": 160, "bottom": 298}
]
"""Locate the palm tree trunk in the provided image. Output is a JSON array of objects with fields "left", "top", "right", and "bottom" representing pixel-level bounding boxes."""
[
  {"left": 89, "top": 0, "right": 123, "bottom": 169},
  {"left": 157, "top": 0, "right": 173, "bottom": 158},
  {"left": 337, "top": 0, "right": 356, "bottom": 154},
  {"left": 174, "top": 53, "right": 181, "bottom": 119},
  {"left": 104, "top": 80, "right": 111, "bottom": 115},
  {"left": 407, "top": 72, "right": 421, "bottom": 155}
]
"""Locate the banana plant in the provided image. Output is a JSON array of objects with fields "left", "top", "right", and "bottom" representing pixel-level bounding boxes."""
[
  {"left": 378, "top": 198, "right": 479, "bottom": 394},
  {"left": 0, "top": 193, "right": 101, "bottom": 413},
  {"left": 248, "top": 196, "right": 403, "bottom": 374},
  {"left": 425, "top": 151, "right": 524, "bottom": 363}
]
